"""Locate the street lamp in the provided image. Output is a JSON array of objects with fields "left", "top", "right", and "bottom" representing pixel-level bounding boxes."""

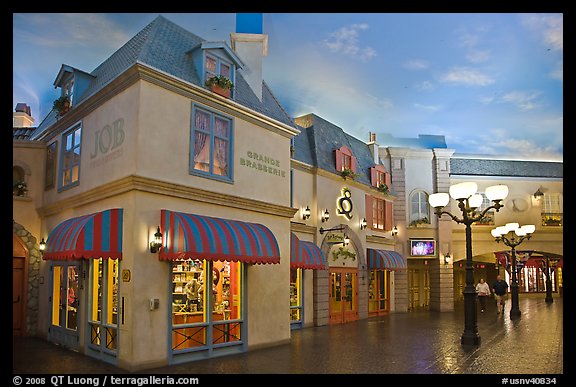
[
  {"left": 491, "top": 223, "right": 535, "bottom": 318},
  {"left": 429, "top": 182, "right": 508, "bottom": 346},
  {"left": 539, "top": 256, "right": 560, "bottom": 304}
]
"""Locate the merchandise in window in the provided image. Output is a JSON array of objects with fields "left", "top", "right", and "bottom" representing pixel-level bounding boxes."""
[{"left": 171, "top": 259, "right": 242, "bottom": 351}]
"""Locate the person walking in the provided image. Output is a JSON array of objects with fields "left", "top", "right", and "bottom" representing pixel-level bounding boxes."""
[
  {"left": 492, "top": 275, "right": 509, "bottom": 315},
  {"left": 475, "top": 278, "right": 491, "bottom": 312}
]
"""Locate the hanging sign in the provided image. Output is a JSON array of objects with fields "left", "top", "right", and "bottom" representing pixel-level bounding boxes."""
[{"left": 337, "top": 187, "right": 353, "bottom": 220}]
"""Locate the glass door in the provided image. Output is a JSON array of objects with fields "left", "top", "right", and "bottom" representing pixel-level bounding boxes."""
[
  {"left": 329, "top": 268, "right": 358, "bottom": 324},
  {"left": 87, "top": 258, "right": 119, "bottom": 363}
]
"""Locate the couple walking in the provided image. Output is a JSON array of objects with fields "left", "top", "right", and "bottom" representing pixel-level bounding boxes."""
[{"left": 476, "top": 275, "right": 508, "bottom": 313}]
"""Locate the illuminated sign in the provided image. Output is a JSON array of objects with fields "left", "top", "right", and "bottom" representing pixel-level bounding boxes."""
[{"left": 337, "top": 187, "right": 353, "bottom": 220}]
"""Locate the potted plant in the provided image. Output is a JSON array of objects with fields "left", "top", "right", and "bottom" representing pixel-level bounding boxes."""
[
  {"left": 341, "top": 168, "right": 358, "bottom": 180},
  {"left": 409, "top": 217, "right": 430, "bottom": 227},
  {"left": 53, "top": 96, "right": 71, "bottom": 116},
  {"left": 377, "top": 183, "right": 389, "bottom": 194},
  {"left": 13, "top": 181, "right": 28, "bottom": 197},
  {"left": 205, "top": 75, "right": 234, "bottom": 98}
]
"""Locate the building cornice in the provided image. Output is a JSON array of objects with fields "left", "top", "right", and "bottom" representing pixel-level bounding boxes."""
[
  {"left": 12, "top": 140, "right": 46, "bottom": 149},
  {"left": 290, "top": 222, "right": 317, "bottom": 235},
  {"left": 38, "top": 175, "right": 297, "bottom": 219}
]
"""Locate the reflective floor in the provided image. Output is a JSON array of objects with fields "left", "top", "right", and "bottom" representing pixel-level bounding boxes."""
[{"left": 13, "top": 295, "right": 563, "bottom": 375}]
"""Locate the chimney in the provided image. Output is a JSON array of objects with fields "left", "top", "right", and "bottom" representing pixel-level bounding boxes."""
[
  {"left": 13, "top": 103, "right": 34, "bottom": 127},
  {"left": 367, "top": 131, "right": 379, "bottom": 163},
  {"left": 230, "top": 13, "right": 268, "bottom": 101}
]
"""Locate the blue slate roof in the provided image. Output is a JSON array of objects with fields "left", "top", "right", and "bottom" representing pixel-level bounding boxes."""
[
  {"left": 34, "top": 15, "right": 295, "bottom": 136},
  {"left": 450, "top": 158, "right": 563, "bottom": 178},
  {"left": 293, "top": 113, "right": 379, "bottom": 187}
]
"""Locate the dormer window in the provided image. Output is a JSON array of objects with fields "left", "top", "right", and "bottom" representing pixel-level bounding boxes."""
[{"left": 335, "top": 145, "right": 357, "bottom": 174}]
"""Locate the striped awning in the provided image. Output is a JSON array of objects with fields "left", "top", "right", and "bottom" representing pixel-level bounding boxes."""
[
  {"left": 159, "top": 210, "right": 280, "bottom": 264},
  {"left": 290, "top": 233, "right": 325, "bottom": 269},
  {"left": 43, "top": 209, "right": 123, "bottom": 261},
  {"left": 367, "top": 248, "right": 406, "bottom": 270}
]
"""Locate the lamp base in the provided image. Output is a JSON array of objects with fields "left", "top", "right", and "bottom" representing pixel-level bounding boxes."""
[
  {"left": 510, "top": 309, "right": 521, "bottom": 319},
  {"left": 461, "top": 333, "right": 481, "bottom": 346}
]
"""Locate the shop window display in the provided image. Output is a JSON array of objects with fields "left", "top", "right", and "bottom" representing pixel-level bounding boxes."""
[
  {"left": 171, "top": 259, "right": 242, "bottom": 351},
  {"left": 290, "top": 268, "right": 302, "bottom": 323}
]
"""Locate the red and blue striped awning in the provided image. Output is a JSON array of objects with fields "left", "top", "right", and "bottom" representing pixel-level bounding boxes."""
[
  {"left": 367, "top": 248, "right": 406, "bottom": 271},
  {"left": 43, "top": 209, "right": 123, "bottom": 261},
  {"left": 159, "top": 210, "right": 280, "bottom": 264},
  {"left": 290, "top": 233, "right": 325, "bottom": 269}
]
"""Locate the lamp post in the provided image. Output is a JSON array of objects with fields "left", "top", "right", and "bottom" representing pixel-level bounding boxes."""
[
  {"left": 540, "top": 257, "right": 556, "bottom": 304},
  {"left": 429, "top": 182, "right": 508, "bottom": 346},
  {"left": 491, "top": 223, "right": 535, "bottom": 319}
]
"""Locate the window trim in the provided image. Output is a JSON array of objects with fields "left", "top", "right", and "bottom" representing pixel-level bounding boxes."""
[
  {"left": 57, "top": 122, "right": 82, "bottom": 192},
  {"left": 189, "top": 104, "right": 234, "bottom": 183},
  {"left": 409, "top": 190, "right": 430, "bottom": 226}
]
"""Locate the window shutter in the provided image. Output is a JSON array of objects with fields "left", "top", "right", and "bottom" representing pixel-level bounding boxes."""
[
  {"left": 384, "top": 200, "right": 393, "bottom": 231},
  {"left": 365, "top": 194, "right": 374, "bottom": 229},
  {"left": 370, "top": 167, "right": 377, "bottom": 187},
  {"left": 335, "top": 149, "right": 343, "bottom": 172},
  {"left": 385, "top": 172, "right": 391, "bottom": 186},
  {"left": 350, "top": 155, "right": 357, "bottom": 174}
]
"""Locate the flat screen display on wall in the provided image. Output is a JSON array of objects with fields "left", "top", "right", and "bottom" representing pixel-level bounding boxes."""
[{"left": 410, "top": 239, "right": 436, "bottom": 257}]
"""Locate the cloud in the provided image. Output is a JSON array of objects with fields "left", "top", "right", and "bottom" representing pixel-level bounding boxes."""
[
  {"left": 466, "top": 50, "right": 491, "bottom": 63},
  {"left": 13, "top": 13, "right": 128, "bottom": 49},
  {"left": 521, "top": 14, "right": 563, "bottom": 51},
  {"left": 414, "top": 103, "right": 442, "bottom": 112},
  {"left": 549, "top": 61, "right": 563, "bottom": 81},
  {"left": 415, "top": 81, "right": 434, "bottom": 91},
  {"left": 323, "top": 23, "right": 377, "bottom": 61},
  {"left": 500, "top": 91, "right": 542, "bottom": 111},
  {"left": 404, "top": 59, "right": 429, "bottom": 70},
  {"left": 439, "top": 67, "right": 494, "bottom": 86}
]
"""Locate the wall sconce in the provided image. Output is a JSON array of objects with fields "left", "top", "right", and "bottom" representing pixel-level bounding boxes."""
[
  {"left": 444, "top": 253, "right": 451, "bottom": 265},
  {"left": 391, "top": 226, "right": 398, "bottom": 236},
  {"left": 533, "top": 187, "right": 544, "bottom": 200},
  {"left": 302, "top": 206, "right": 311, "bottom": 220},
  {"left": 360, "top": 218, "right": 367, "bottom": 230},
  {"left": 39, "top": 238, "right": 46, "bottom": 252},
  {"left": 150, "top": 226, "right": 162, "bottom": 253},
  {"left": 321, "top": 209, "right": 330, "bottom": 223}
]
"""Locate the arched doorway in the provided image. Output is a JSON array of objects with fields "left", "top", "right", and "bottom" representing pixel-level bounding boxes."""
[{"left": 13, "top": 235, "right": 28, "bottom": 336}]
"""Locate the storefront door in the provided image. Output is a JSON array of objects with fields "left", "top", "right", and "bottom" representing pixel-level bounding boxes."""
[
  {"left": 87, "top": 258, "right": 119, "bottom": 363},
  {"left": 329, "top": 268, "right": 358, "bottom": 324},
  {"left": 408, "top": 269, "right": 420, "bottom": 310},
  {"left": 48, "top": 262, "right": 81, "bottom": 350}
]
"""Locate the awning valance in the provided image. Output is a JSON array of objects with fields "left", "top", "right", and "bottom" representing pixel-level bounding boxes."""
[
  {"left": 159, "top": 210, "right": 280, "bottom": 264},
  {"left": 367, "top": 248, "right": 406, "bottom": 271},
  {"left": 290, "top": 233, "right": 325, "bottom": 269},
  {"left": 43, "top": 209, "right": 123, "bottom": 261}
]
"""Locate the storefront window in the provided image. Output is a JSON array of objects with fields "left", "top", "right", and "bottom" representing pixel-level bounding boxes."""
[
  {"left": 290, "top": 268, "right": 302, "bottom": 323},
  {"left": 51, "top": 264, "right": 79, "bottom": 330},
  {"left": 171, "top": 259, "right": 242, "bottom": 352},
  {"left": 518, "top": 267, "right": 555, "bottom": 293}
]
